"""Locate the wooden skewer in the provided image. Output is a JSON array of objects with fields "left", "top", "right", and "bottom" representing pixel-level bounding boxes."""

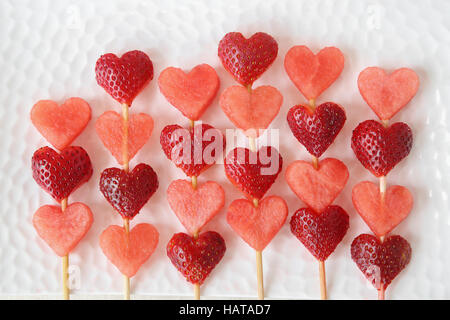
[
  {"left": 256, "top": 250, "right": 264, "bottom": 300},
  {"left": 312, "top": 156, "right": 319, "bottom": 169},
  {"left": 189, "top": 119, "right": 195, "bottom": 129},
  {"left": 309, "top": 98, "right": 316, "bottom": 111},
  {"left": 61, "top": 198, "right": 69, "bottom": 300},
  {"left": 121, "top": 103, "right": 131, "bottom": 300},
  {"left": 319, "top": 260, "right": 327, "bottom": 300},
  {"left": 378, "top": 287, "right": 385, "bottom": 300},
  {"left": 249, "top": 137, "right": 256, "bottom": 153}
]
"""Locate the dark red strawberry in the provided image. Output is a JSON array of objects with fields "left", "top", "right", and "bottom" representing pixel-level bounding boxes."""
[
  {"left": 32, "top": 146, "right": 93, "bottom": 201},
  {"left": 287, "top": 102, "right": 346, "bottom": 157},
  {"left": 95, "top": 50, "right": 153, "bottom": 105},
  {"left": 167, "top": 231, "right": 226, "bottom": 285},
  {"left": 160, "top": 123, "right": 225, "bottom": 177},
  {"left": 290, "top": 206, "right": 349, "bottom": 261},
  {"left": 224, "top": 146, "right": 282, "bottom": 200},
  {"left": 99, "top": 163, "right": 158, "bottom": 219},
  {"left": 351, "top": 234, "right": 411, "bottom": 290},
  {"left": 218, "top": 32, "right": 278, "bottom": 87},
  {"left": 351, "top": 120, "right": 412, "bottom": 177}
]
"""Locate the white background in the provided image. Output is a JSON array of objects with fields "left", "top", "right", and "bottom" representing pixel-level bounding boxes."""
[{"left": 0, "top": 0, "right": 449, "bottom": 299}]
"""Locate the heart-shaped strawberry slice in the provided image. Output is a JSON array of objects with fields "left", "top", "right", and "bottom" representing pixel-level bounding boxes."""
[
  {"left": 285, "top": 158, "right": 349, "bottom": 213},
  {"left": 99, "top": 163, "right": 158, "bottom": 219},
  {"left": 160, "top": 123, "right": 225, "bottom": 177},
  {"left": 224, "top": 146, "right": 283, "bottom": 200},
  {"left": 167, "top": 179, "right": 225, "bottom": 235},
  {"left": 287, "top": 102, "right": 346, "bottom": 157},
  {"left": 351, "top": 234, "right": 411, "bottom": 290},
  {"left": 218, "top": 32, "right": 278, "bottom": 86},
  {"left": 95, "top": 50, "right": 153, "bottom": 105},
  {"left": 220, "top": 85, "right": 283, "bottom": 138},
  {"left": 158, "top": 64, "right": 220, "bottom": 120},
  {"left": 290, "top": 206, "right": 349, "bottom": 261},
  {"left": 352, "top": 181, "right": 413, "bottom": 237},
  {"left": 31, "top": 98, "right": 91, "bottom": 150},
  {"left": 358, "top": 67, "right": 419, "bottom": 120},
  {"left": 96, "top": 111, "right": 154, "bottom": 165},
  {"left": 33, "top": 203, "right": 93, "bottom": 256},
  {"left": 284, "top": 46, "right": 344, "bottom": 100},
  {"left": 100, "top": 223, "right": 159, "bottom": 277},
  {"left": 227, "top": 196, "right": 288, "bottom": 251},
  {"left": 352, "top": 120, "right": 413, "bottom": 177},
  {"left": 32, "top": 146, "right": 93, "bottom": 201},
  {"left": 167, "top": 231, "right": 226, "bottom": 285}
]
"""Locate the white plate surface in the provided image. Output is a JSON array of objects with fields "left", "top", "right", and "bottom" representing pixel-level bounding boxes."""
[{"left": 0, "top": 0, "right": 449, "bottom": 299}]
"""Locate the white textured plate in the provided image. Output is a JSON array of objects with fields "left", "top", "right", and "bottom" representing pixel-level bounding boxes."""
[{"left": 0, "top": 0, "right": 449, "bottom": 299}]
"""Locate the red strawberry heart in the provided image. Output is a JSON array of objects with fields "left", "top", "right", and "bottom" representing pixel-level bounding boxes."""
[
  {"left": 32, "top": 146, "right": 93, "bottom": 201},
  {"left": 99, "top": 163, "right": 158, "bottom": 219},
  {"left": 160, "top": 123, "right": 225, "bottom": 177},
  {"left": 224, "top": 146, "right": 283, "bottom": 200},
  {"left": 95, "top": 50, "right": 153, "bottom": 105},
  {"left": 95, "top": 111, "right": 154, "bottom": 165},
  {"left": 220, "top": 85, "right": 283, "bottom": 138},
  {"left": 351, "top": 234, "right": 411, "bottom": 290},
  {"left": 284, "top": 46, "right": 344, "bottom": 100},
  {"left": 167, "top": 179, "right": 225, "bottom": 235},
  {"left": 33, "top": 203, "right": 93, "bottom": 256},
  {"left": 227, "top": 196, "right": 288, "bottom": 251},
  {"left": 287, "top": 102, "right": 346, "bottom": 157},
  {"left": 218, "top": 32, "right": 278, "bottom": 86},
  {"left": 358, "top": 67, "right": 419, "bottom": 120},
  {"left": 351, "top": 120, "right": 413, "bottom": 177},
  {"left": 290, "top": 206, "right": 349, "bottom": 261},
  {"left": 352, "top": 181, "right": 413, "bottom": 237},
  {"left": 167, "top": 231, "right": 226, "bottom": 285},
  {"left": 100, "top": 223, "right": 159, "bottom": 277},
  {"left": 285, "top": 158, "right": 349, "bottom": 213},
  {"left": 31, "top": 98, "right": 91, "bottom": 150},
  {"left": 158, "top": 64, "right": 220, "bottom": 120}
]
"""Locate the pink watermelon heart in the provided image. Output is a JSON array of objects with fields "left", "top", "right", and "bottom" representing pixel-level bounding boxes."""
[
  {"left": 96, "top": 111, "right": 154, "bottom": 165},
  {"left": 99, "top": 223, "right": 159, "bottom": 277},
  {"left": 158, "top": 64, "right": 220, "bottom": 120},
  {"left": 358, "top": 67, "right": 420, "bottom": 120},
  {"left": 284, "top": 46, "right": 344, "bottom": 100},
  {"left": 33, "top": 202, "right": 93, "bottom": 256},
  {"left": 30, "top": 98, "right": 91, "bottom": 150},
  {"left": 167, "top": 179, "right": 225, "bottom": 235},
  {"left": 285, "top": 158, "right": 349, "bottom": 213},
  {"left": 227, "top": 196, "right": 288, "bottom": 251},
  {"left": 220, "top": 85, "right": 283, "bottom": 138},
  {"left": 352, "top": 181, "right": 413, "bottom": 237}
]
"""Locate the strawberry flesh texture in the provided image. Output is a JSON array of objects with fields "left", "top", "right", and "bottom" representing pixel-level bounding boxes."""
[
  {"left": 160, "top": 123, "right": 225, "bottom": 177},
  {"left": 224, "top": 146, "right": 282, "bottom": 200},
  {"left": 218, "top": 32, "right": 278, "bottom": 86},
  {"left": 99, "top": 163, "right": 158, "bottom": 219},
  {"left": 32, "top": 146, "right": 93, "bottom": 201},
  {"left": 287, "top": 102, "right": 346, "bottom": 157},
  {"left": 167, "top": 231, "right": 226, "bottom": 285},
  {"left": 290, "top": 206, "right": 349, "bottom": 261},
  {"left": 351, "top": 120, "right": 412, "bottom": 177},
  {"left": 351, "top": 234, "right": 411, "bottom": 290},
  {"left": 95, "top": 50, "right": 153, "bottom": 105}
]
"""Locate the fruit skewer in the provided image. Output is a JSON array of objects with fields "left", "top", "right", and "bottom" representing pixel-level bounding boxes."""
[
  {"left": 284, "top": 45, "right": 349, "bottom": 300},
  {"left": 96, "top": 50, "right": 159, "bottom": 300},
  {"left": 351, "top": 67, "right": 419, "bottom": 299},
  {"left": 31, "top": 98, "right": 94, "bottom": 300},
  {"left": 159, "top": 64, "right": 226, "bottom": 299},
  {"left": 219, "top": 32, "right": 287, "bottom": 300}
]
